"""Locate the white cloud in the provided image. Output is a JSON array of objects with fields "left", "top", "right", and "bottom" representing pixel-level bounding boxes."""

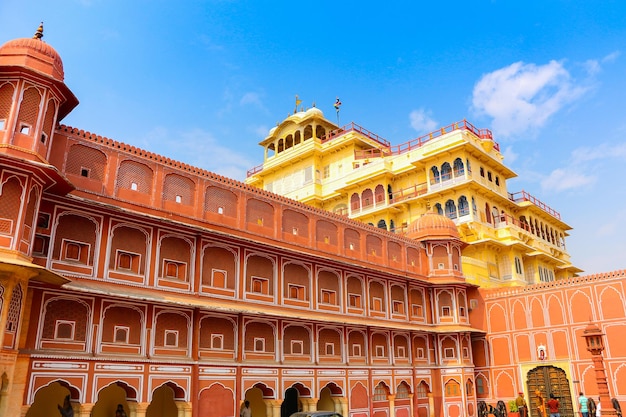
[
  {"left": 253, "top": 124, "right": 269, "bottom": 138},
  {"left": 139, "top": 127, "right": 253, "bottom": 181},
  {"left": 501, "top": 145, "right": 518, "bottom": 165},
  {"left": 472, "top": 60, "right": 587, "bottom": 138},
  {"left": 540, "top": 168, "right": 596, "bottom": 192},
  {"left": 409, "top": 108, "right": 437, "bottom": 133},
  {"left": 571, "top": 143, "right": 626, "bottom": 163},
  {"left": 240, "top": 92, "right": 264, "bottom": 108},
  {"left": 602, "top": 51, "right": 620, "bottom": 63}
]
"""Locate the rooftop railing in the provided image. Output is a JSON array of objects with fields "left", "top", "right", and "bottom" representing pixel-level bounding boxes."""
[
  {"left": 248, "top": 119, "right": 497, "bottom": 176},
  {"left": 322, "top": 122, "right": 391, "bottom": 147},
  {"left": 508, "top": 190, "right": 561, "bottom": 220}
]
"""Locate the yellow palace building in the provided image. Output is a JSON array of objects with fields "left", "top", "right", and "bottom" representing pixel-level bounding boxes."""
[{"left": 245, "top": 107, "right": 582, "bottom": 288}]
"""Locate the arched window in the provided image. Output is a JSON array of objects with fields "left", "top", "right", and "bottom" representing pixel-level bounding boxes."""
[
  {"left": 445, "top": 200, "right": 457, "bottom": 219},
  {"left": 453, "top": 158, "right": 464, "bottom": 177},
  {"left": 441, "top": 162, "right": 452, "bottom": 181},
  {"left": 434, "top": 203, "right": 443, "bottom": 215},
  {"left": 389, "top": 219, "right": 395, "bottom": 233},
  {"left": 492, "top": 207, "right": 499, "bottom": 225},
  {"left": 458, "top": 196, "right": 469, "bottom": 216},
  {"left": 471, "top": 197, "right": 477, "bottom": 215},
  {"left": 431, "top": 166, "right": 440, "bottom": 184},
  {"left": 377, "top": 219, "right": 387, "bottom": 230}
]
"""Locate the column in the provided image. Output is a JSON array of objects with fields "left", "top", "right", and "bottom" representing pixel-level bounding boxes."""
[
  {"left": 299, "top": 398, "right": 318, "bottom": 411},
  {"left": 266, "top": 399, "right": 282, "bottom": 417},
  {"left": 175, "top": 400, "right": 192, "bottom": 417},
  {"left": 387, "top": 394, "right": 396, "bottom": 417},
  {"left": 428, "top": 392, "right": 435, "bottom": 417},
  {"left": 76, "top": 402, "right": 95, "bottom": 417},
  {"left": 128, "top": 401, "right": 150, "bottom": 417},
  {"left": 336, "top": 397, "right": 349, "bottom": 416},
  {"left": 408, "top": 393, "right": 415, "bottom": 417}
]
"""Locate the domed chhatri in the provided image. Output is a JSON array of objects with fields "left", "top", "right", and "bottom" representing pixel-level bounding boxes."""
[
  {"left": 406, "top": 211, "right": 461, "bottom": 241},
  {"left": 0, "top": 23, "right": 65, "bottom": 81}
]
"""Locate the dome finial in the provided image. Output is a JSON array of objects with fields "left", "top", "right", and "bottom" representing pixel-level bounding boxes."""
[{"left": 33, "top": 22, "right": 44, "bottom": 40}]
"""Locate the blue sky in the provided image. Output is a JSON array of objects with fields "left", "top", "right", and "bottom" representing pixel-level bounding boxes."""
[{"left": 2, "top": 0, "right": 625, "bottom": 276}]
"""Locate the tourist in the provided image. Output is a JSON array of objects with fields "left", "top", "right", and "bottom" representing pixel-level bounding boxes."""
[
  {"left": 547, "top": 394, "right": 560, "bottom": 417},
  {"left": 57, "top": 395, "right": 74, "bottom": 417},
  {"left": 516, "top": 392, "right": 528, "bottom": 417},
  {"left": 115, "top": 403, "right": 127, "bottom": 417},
  {"left": 579, "top": 392, "right": 589, "bottom": 417},
  {"left": 240, "top": 400, "right": 252, "bottom": 417}
]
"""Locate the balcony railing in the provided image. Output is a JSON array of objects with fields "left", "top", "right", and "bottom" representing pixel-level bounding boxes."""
[
  {"left": 390, "top": 183, "right": 428, "bottom": 203},
  {"left": 508, "top": 190, "right": 561, "bottom": 220},
  {"left": 322, "top": 122, "right": 391, "bottom": 147},
  {"left": 248, "top": 119, "right": 497, "bottom": 176}
]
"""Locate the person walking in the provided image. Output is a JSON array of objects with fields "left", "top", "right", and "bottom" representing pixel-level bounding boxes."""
[
  {"left": 547, "top": 394, "right": 560, "bottom": 417},
  {"left": 579, "top": 392, "right": 589, "bottom": 417}
]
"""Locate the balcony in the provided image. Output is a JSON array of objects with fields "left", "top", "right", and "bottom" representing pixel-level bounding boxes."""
[{"left": 508, "top": 190, "right": 561, "bottom": 220}]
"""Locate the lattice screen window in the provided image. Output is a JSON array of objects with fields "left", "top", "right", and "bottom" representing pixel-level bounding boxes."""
[
  {"left": 164, "top": 330, "right": 178, "bottom": 347},
  {"left": 373, "top": 384, "right": 387, "bottom": 400},
  {"left": 163, "top": 173, "right": 195, "bottom": 205},
  {"left": 16, "top": 86, "right": 41, "bottom": 135},
  {"left": 282, "top": 210, "right": 309, "bottom": 238},
  {"left": 0, "top": 177, "right": 23, "bottom": 235},
  {"left": 5, "top": 285, "right": 22, "bottom": 333},
  {"left": 246, "top": 199, "right": 274, "bottom": 226},
  {"left": 54, "top": 320, "right": 75, "bottom": 340},
  {"left": 316, "top": 220, "right": 337, "bottom": 245},
  {"left": 211, "top": 334, "right": 223, "bottom": 349},
  {"left": 397, "top": 384, "right": 409, "bottom": 399},
  {"left": 66, "top": 145, "right": 107, "bottom": 181},
  {"left": 397, "top": 345, "right": 406, "bottom": 358},
  {"left": 0, "top": 82, "right": 16, "bottom": 130},
  {"left": 114, "top": 326, "right": 129, "bottom": 343},
  {"left": 116, "top": 160, "right": 153, "bottom": 194},
  {"left": 254, "top": 337, "right": 265, "bottom": 352},
  {"left": 205, "top": 186, "right": 237, "bottom": 217},
  {"left": 290, "top": 340, "right": 303, "bottom": 355},
  {"left": 41, "top": 99, "right": 56, "bottom": 144},
  {"left": 344, "top": 229, "right": 360, "bottom": 251}
]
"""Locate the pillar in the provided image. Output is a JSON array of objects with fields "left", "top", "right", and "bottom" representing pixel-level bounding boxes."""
[
  {"left": 76, "top": 402, "right": 95, "bottom": 417},
  {"left": 128, "top": 401, "right": 150, "bottom": 417},
  {"left": 300, "top": 397, "right": 318, "bottom": 411},
  {"left": 175, "top": 400, "right": 192, "bottom": 417},
  {"left": 388, "top": 394, "right": 396, "bottom": 416},
  {"left": 266, "top": 399, "right": 282, "bottom": 417},
  {"left": 428, "top": 392, "right": 435, "bottom": 417}
]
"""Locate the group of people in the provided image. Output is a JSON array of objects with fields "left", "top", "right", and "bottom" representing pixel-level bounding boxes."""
[
  {"left": 57, "top": 397, "right": 127, "bottom": 417},
  {"left": 515, "top": 390, "right": 602, "bottom": 417}
]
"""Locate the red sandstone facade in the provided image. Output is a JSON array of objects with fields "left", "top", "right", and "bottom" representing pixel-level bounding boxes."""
[{"left": 0, "top": 27, "right": 624, "bottom": 417}]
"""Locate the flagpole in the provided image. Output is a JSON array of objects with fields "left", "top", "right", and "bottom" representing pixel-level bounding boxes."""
[{"left": 334, "top": 97, "right": 342, "bottom": 126}]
